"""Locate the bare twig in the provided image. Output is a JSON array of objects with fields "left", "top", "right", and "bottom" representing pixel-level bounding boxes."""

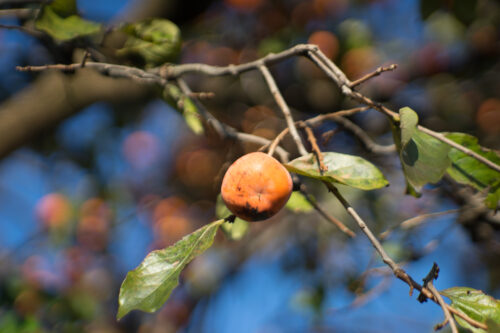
[
  {"left": 176, "top": 78, "right": 290, "bottom": 162},
  {"left": 156, "top": 44, "right": 316, "bottom": 79},
  {"left": 0, "top": 8, "right": 33, "bottom": 17},
  {"left": 80, "top": 50, "right": 90, "bottom": 68},
  {"left": 418, "top": 263, "right": 458, "bottom": 333},
  {"left": 0, "top": 23, "right": 44, "bottom": 37},
  {"left": 266, "top": 127, "right": 289, "bottom": 157},
  {"left": 187, "top": 91, "right": 215, "bottom": 100},
  {"left": 258, "top": 64, "right": 308, "bottom": 156},
  {"left": 302, "top": 124, "right": 327, "bottom": 173},
  {"left": 417, "top": 126, "right": 500, "bottom": 174},
  {"left": 331, "top": 116, "right": 395, "bottom": 154},
  {"left": 17, "top": 63, "right": 166, "bottom": 85},
  {"left": 325, "top": 181, "right": 487, "bottom": 330},
  {"left": 298, "top": 183, "right": 355, "bottom": 238},
  {"left": 260, "top": 107, "right": 370, "bottom": 154},
  {"left": 380, "top": 209, "right": 460, "bottom": 240},
  {"left": 0, "top": 0, "right": 50, "bottom": 5},
  {"left": 349, "top": 64, "right": 398, "bottom": 88},
  {"left": 429, "top": 282, "right": 458, "bottom": 333},
  {"left": 305, "top": 47, "right": 500, "bottom": 174}
]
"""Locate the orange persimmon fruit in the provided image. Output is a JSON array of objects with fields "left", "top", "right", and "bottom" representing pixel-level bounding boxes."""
[{"left": 221, "top": 152, "right": 293, "bottom": 221}]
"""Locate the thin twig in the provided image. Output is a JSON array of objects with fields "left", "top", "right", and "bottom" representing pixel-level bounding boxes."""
[
  {"left": 176, "top": 78, "right": 290, "bottom": 162},
  {"left": 17, "top": 63, "right": 166, "bottom": 85},
  {"left": 0, "top": 23, "right": 44, "bottom": 37},
  {"left": 260, "top": 107, "right": 370, "bottom": 153},
  {"left": 418, "top": 263, "right": 458, "bottom": 333},
  {"left": 0, "top": 0, "right": 50, "bottom": 5},
  {"left": 349, "top": 64, "right": 398, "bottom": 88},
  {"left": 156, "top": 44, "right": 316, "bottom": 79},
  {"left": 305, "top": 48, "right": 500, "bottom": 174},
  {"left": 298, "top": 183, "right": 355, "bottom": 238},
  {"left": 80, "top": 50, "right": 90, "bottom": 68},
  {"left": 302, "top": 124, "right": 327, "bottom": 173},
  {"left": 187, "top": 91, "right": 215, "bottom": 100},
  {"left": 380, "top": 209, "right": 460, "bottom": 240},
  {"left": 417, "top": 126, "right": 500, "bottom": 174},
  {"left": 324, "top": 182, "right": 487, "bottom": 330},
  {"left": 428, "top": 282, "right": 458, "bottom": 333},
  {"left": 258, "top": 64, "right": 308, "bottom": 156},
  {"left": 266, "top": 127, "right": 289, "bottom": 157},
  {"left": 0, "top": 8, "right": 33, "bottom": 17},
  {"left": 331, "top": 116, "right": 395, "bottom": 154}
]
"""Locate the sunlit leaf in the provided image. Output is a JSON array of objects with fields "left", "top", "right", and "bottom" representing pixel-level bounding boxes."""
[
  {"left": 162, "top": 84, "right": 204, "bottom": 134},
  {"left": 216, "top": 194, "right": 248, "bottom": 241},
  {"left": 285, "top": 192, "right": 313, "bottom": 213},
  {"left": 441, "top": 287, "right": 500, "bottom": 333},
  {"left": 117, "top": 19, "right": 181, "bottom": 68},
  {"left": 35, "top": 5, "right": 101, "bottom": 41},
  {"left": 392, "top": 107, "right": 451, "bottom": 196},
  {"left": 117, "top": 219, "right": 224, "bottom": 319},
  {"left": 285, "top": 152, "right": 388, "bottom": 190},
  {"left": 445, "top": 132, "right": 500, "bottom": 210}
]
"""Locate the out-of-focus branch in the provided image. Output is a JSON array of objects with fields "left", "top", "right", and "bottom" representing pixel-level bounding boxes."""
[
  {"left": 297, "top": 182, "right": 355, "bottom": 238},
  {"left": 0, "top": 8, "right": 34, "bottom": 18},
  {"left": 326, "top": 115, "right": 395, "bottom": 154},
  {"left": 349, "top": 64, "right": 398, "bottom": 88},
  {"left": 0, "top": 70, "right": 151, "bottom": 159}
]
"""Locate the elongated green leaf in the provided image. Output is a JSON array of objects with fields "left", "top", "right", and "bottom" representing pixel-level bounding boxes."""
[
  {"left": 393, "top": 107, "right": 451, "bottom": 196},
  {"left": 117, "top": 19, "right": 181, "bottom": 68},
  {"left": 216, "top": 195, "right": 248, "bottom": 241},
  {"left": 35, "top": 6, "right": 101, "bottom": 41},
  {"left": 285, "top": 152, "right": 388, "bottom": 190},
  {"left": 285, "top": 192, "right": 314, "bottom": 213},
  {"left": 441, "top": 287, "right": 500, "bottom": 332},
  {"left": 445, "top": 132, "right": 500, "bottom": 210},
  {"left": 117, "top": 219, "right": 224, "bottom": 319},
  {"left": 162, "top": 84, "right": 203, "bottom": 134}
]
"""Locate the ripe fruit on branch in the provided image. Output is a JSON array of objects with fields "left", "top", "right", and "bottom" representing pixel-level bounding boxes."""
[{"left": 221, "top": 152, "right": 293, "bottom": 222}]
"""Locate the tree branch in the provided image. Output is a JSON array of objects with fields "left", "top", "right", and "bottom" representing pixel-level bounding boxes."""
[
  {"left": 258, "top": 64, "right": 308, "bottom": 156},
  {"left": 349, "top": 64, "right": 398, "bottom": 88}
]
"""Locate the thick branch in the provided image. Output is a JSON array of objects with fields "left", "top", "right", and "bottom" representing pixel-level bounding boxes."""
[{"left": 0, "top": 70, "right": 150, "bottom": 159}]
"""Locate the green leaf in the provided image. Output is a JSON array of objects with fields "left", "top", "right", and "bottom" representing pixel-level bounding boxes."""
[
  {"left": 162, "top": 84, "right": 204, "bottom": 134},
  {"left": 445, "top": 132, "right": 500, "bottom": 210},
  {"left": 393, "top": 107, "right": 451, "bottom": 196},
  {"left": 35, "top": 6, "right": 101, "bottom": 41},
  {"left": 117, "top": 219, "right": 224, "bottom": 319},
  {"left": 285, "top": 152, "right": 388, "bottom": 190},
  {"left": 216, "top": 195, "right": 249, "bottom": 241},
  {"left": 441, "top": 287, "right": 500, "bottom": 332},
  {"left": 117, "top": 19, "right": 181, "bottom": 68},
  {"left": 285, "top": 192, "right": 314, "bottom": 213}
]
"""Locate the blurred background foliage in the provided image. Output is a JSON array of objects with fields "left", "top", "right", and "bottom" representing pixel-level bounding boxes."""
[{"left": 0, "top": 0, "right": 499, "bottom": 332}]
